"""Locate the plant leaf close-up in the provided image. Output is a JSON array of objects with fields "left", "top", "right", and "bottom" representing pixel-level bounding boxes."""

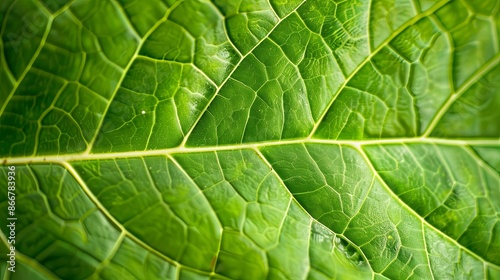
[{"left": 0, "top": 0, "right": 499, "bottom": 279}]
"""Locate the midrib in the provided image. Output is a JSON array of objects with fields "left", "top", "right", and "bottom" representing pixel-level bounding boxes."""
[{"left": 2, "top": 137, "right": 498, "bottom": 164}]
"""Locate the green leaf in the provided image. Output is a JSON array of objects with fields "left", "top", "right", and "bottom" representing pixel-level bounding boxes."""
[{"left": 1, "top": 0, "right": 499, "bottom": 279}]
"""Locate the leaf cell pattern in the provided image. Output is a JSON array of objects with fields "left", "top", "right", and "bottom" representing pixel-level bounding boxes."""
[{"left": 0, "top": 0, "right": 499, "bottom": 279}]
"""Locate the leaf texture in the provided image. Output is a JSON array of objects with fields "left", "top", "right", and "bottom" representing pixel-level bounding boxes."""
[{"left": 0, "top": 0, "right": 499, "bottom": 279}]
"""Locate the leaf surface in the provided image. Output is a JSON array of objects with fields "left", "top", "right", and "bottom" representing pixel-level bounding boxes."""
[{"left": 0, "top": 0, "right": 499, "bottom": 279}]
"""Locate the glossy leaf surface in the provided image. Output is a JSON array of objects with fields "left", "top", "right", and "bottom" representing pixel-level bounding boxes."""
[{"left": 0, "top": 0, "right": 499, "bottom": 279}]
